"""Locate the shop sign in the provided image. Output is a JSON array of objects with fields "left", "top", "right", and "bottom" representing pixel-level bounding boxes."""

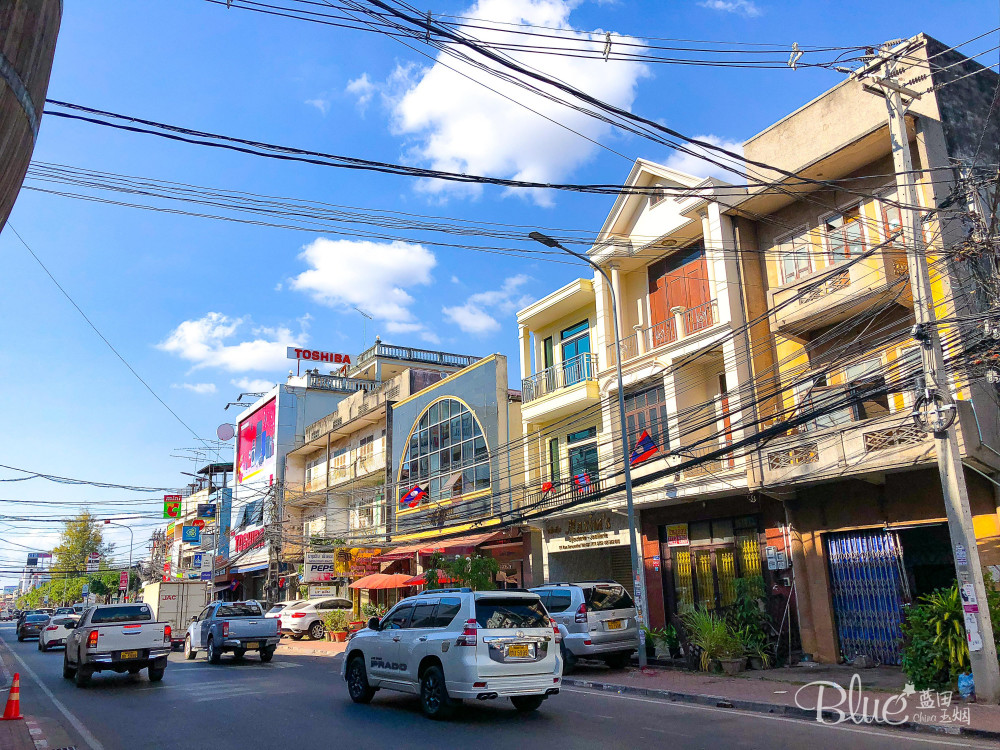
[
  {"left": 309, "top": 584, "right": 337, "bottom": 597},
  {"left": 349, "top": 548, "right": 382, "bottom": 577},
  {"left": 304, "top": 552, "right": 341, "bottom": 583},
  {"left": 666, "top": 523, "right": 689, "bottom": 547},
  {"left": 234, "top": 525, "right": 265, "bottom": 553},
  {"left": 543, "top": 512, "right": 627, "bottom": 553}
]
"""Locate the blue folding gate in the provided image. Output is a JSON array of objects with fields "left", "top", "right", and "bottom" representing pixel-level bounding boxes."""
[{"left": 826, "top": 530, "right": 910, "bottom": 665}]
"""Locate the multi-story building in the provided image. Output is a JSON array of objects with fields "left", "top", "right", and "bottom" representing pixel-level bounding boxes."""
[{"left": 725, "top": 34, "right": 1000, "bottom": 665}]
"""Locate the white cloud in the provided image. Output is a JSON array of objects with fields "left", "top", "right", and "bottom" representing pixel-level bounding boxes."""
[
  {"left": 305, "top": 98, "right": 331, "bottom": 115},
  {"left": 158, "top": 312, "right": 306, "bottom": 373},
  {"left": 357, "top": 0, "right": 648, "bottom": 205},
  {"left": 442, "top": 275, "right": 533, "bottom": 334},
  {"left": 346, "top": 73, "right": 376, "bottom": 114},
  {"left": 450, "top": 275, "right": 461, "bottom": 284},
  {"left": 662, "top": 134, "right": 745, "bottom": 182},
  {"left": 290, "top": 238, "right": 437, "bottom": 339},
  {"left": 698, "top": 0, "right": 762, "bottom": 17},
  {"left": 171, "top": 382, "right": 217, "bottom": 394},
  {"left": 231, "top": 377, "right": 275, "bottom": 392}
]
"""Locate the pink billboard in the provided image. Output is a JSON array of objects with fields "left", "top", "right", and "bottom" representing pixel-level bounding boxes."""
[{"left": 237, "top": 398, "right": 276, "bottom": 486}]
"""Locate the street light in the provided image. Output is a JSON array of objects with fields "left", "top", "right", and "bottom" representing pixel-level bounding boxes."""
[
  {"left": 528, "top": 231, "right": 648, "bottom": 668},
  {"left": 104, "top": 520, "right": 134, "bottom": 602}
]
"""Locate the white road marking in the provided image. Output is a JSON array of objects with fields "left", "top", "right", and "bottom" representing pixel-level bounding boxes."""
[
  {"left": 0, "top": 642, "right": 106, "bottom": 750},
  {"left": 561, "top": 688, "right": 994, "bottom": 748}
]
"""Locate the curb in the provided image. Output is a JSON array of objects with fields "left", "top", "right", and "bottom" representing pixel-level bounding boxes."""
[{"left": 561, "top": 678, "right": 1000, "bottom": 741}]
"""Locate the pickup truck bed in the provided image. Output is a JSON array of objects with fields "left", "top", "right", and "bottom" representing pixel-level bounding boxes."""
[
  {"left": 185, "top": 601, "right": 280, "bottom": 664},
  {"left": 63, "top": 603, "right": 171, "bottom": 687}
]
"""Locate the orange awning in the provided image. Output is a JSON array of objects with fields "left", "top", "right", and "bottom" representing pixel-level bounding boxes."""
[
  {"left": 376, "top": 531, "right": 508, "bottom": 561},
  {"left": 348, "top": 573, "right": 387, "bottom": 590},
  {"left": 348, "top": 572, "right": 415, "bottom": 590}
]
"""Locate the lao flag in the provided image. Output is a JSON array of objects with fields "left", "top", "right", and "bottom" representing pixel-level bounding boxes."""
[
  {"left": 400, "top": 485, "right": 427, "bottom": 508},
  {"left": 629, "top": 430, "right": 658, "bottom": 466}
]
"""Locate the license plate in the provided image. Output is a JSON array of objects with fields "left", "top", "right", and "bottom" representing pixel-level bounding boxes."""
[
  {"left": 506, "top": 643, "right": 531, "bottom": 659},
  {"left": 246, "top": 642, "right": 259, "bottom": 650},
  {"left": 120, "top": 650, "right": 139, "bottom": 660},
  {"left": 606, "top": 619, "right": 623, "bottom": 630}
]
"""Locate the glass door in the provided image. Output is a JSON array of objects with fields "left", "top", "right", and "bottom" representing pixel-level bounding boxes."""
[{"left": 560, "top": 321, "right": 591, "bottom": 385}]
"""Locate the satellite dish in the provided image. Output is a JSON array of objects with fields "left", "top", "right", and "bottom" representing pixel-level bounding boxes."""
[{"left": 217, "top": 423, "right": 236, "bottom": 441}]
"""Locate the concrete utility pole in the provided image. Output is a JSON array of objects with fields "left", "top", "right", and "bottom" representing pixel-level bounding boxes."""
[{"left": 854, "top": 38, "right": 1000, "bottom": 702}]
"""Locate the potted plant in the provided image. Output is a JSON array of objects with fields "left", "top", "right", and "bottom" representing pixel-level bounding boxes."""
[
  {"left": 660, "top": 624, "right": 681, "bottom": 659},
  {"left": 682, "top": 609, "right": 730, "bottom": 672},
  {"left": 323, "top": 609, "right": 350, "bottom": 642},
  {"left": 717, "top": 627, "right": 748, "bottom": 676},
  {"left": 640, "top": 624, "right": 658, "bottom": 660}
]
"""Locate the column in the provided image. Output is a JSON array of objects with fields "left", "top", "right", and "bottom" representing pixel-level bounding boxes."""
[
  {"left": 518, "top": 324, "right": 532, "bottom": 380},
  {"left": 609, "top": 262, "right": 623, "bottom": 340}
]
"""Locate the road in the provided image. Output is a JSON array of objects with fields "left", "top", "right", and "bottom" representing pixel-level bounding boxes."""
[{"left": 0, "top": 623, "right": 993, "bottom": 750}]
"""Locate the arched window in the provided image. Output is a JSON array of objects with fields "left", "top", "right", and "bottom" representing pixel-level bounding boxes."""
[{"left": 399, "top": 399, "right": 490, "bottom": 505}]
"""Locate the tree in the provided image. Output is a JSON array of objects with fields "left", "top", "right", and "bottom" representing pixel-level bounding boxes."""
[
  {"left": 51, "top": 510, "right": 115, "bottom": 575},
  {"left": 424, "top": 553, "right": 499, "bottom": 591}
]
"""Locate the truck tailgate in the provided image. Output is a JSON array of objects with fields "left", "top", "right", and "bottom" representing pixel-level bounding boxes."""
[
  {"left": 225, "top": 618, "right": 279, "bottom": 639},
  {"left": 92, "top": 622, "right": 168, "bottom": 654}
]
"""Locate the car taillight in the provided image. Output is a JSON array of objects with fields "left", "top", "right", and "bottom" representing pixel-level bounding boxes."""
[
  {"left": 164, "top": 625, "right": 172, "bottom": 642},
  {"left": 575, "top": 603, "right": 587, "bottom": 624},
  {"left": 46, "top": 625, "right": 58, "bottom": 631},
  {"left": 456, "top": 618, "right": 479, "bottom": 646},
  {"left": 87, "top": 630, "right": 99, "bottom": 648},
  {"left": 553, "top": 622, "right": 562, "bottom": 643},
  {"left": 223, "top": 621, "right": 229, "bottom": 637},
  {"left": 291, "top": 613, "right": 306, "bottom": 619}
]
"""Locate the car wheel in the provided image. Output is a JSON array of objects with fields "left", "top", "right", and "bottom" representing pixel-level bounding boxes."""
[
  {"left": 62, "top": 654, "right": 76, "bottom": 679},
  {"left": 603, "top": 652, "right": 631, "bottom": 670},
  {"left": 184, "top": 636, "right": 197, "bottom": 660},
  {"left": 420, "top": 665, "right": 456, "bottom": 720},
  {"left": 260, "top": 647, "right": 274, "bottom": 663},
  {"left": 511, "top": 695, "right": 545, "bottom": 712},
  {"left": 207, "top": 637, "right": 221, "bottom": 665},
  {"left": 560, "top": 643, "right": 577, "bottom": 674},
  {"left": 148, "top": 666, "right": 165, "bottom": 682},
  {"left": 308, "top": 622, "right": 325, "bottom": 641},
  {"left": 233, "top": 648, "right": 246, "bottom": 660},
  {"left": 38, "top": 639, "right": 46, "bottom": 652},
  {"left": 346, "top": 655, "right": 376, "bottom": 704},
  {"left": 74, "top": 666, "right": 91, "bottom": 688},
  {"left": 16, "top": 632, "right": 23, "bottom": 642}
]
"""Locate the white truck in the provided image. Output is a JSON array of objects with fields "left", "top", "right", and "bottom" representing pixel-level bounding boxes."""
[
  {"left": 140, "top": 580, "right": 209, "bottom": 650},
  {"left": 63, "top": 603, "right": 172, "bottom": 687}
]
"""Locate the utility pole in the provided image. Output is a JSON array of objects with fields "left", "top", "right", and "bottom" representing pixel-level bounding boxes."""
[{"left": 853, "top": 38, "right": 1000, "bottom": 702}]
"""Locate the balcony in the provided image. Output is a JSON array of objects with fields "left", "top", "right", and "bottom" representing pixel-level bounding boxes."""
[
  {"left": 608, "top": 299, "right": 718, "bottom": 366},
  {"left": 767, "top": 254, "right": 911, "bottom": 342},
  {"left": 349, "top": 494, "right": 387, "bottom": 539},
  {"left": 521, "top": 353, "right": 600, "bottom": 423},
  {"left": 306, "top": 372, "right": 380, "bottom": 394},
  {"left": 353, "top": 342, "right": 480, "bottom": 372}
]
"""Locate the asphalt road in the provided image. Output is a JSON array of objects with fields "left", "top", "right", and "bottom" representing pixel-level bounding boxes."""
[{"left": 0, "top": 623, "right": 993, "bottom": 750}]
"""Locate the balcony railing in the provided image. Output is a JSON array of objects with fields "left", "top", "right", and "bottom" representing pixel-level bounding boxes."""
[
  {"left": 349, "top": 495, "right": 386, "bottom": 535},
  {"left": 355, "top": 342, "right": 480, "bottom": 370},
  {"left": 306, "top": 372, "right": 380, "bottom": 393},
  {"left": 678, "top": 443, "right": 736, "bottom": 478},
  {"left": 608, "top": 300, "right": 717, "bottom": 366},
  {"left": 519, "top": 472, "right": 604, "bottom": 514},
  {"left": 522, "top": 353, "right": 598, "bottom": 404}
]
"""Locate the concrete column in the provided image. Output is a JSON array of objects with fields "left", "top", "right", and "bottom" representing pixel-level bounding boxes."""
[
  {"left": 634, "top": 324, "right": 646, "bottom": 355},
  {"left": 594, "top": 272, "right": 611, "bottom": 371},
  {"left": 784, "top": 499, "right": 818, "bottom": 659},
  {"left": 518, "top": 324, "right": 532, "bottom": 380},
  {"left": 671, "top": 306, "right": 687, "bottom": 339},
  {"left": 609, "top": 262, "right": 623, "bottom": 340}
]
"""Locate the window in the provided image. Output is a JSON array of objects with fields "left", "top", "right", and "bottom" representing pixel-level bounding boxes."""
[
  {"left": 625, "top": 384, "right": 670, "bottom": 453},
  {"left": 823, "top": 205, "right": 866, "bottom": 263},
  {"left": 91, "top": 605, "right": 152, "bottom": 624},
  {"left": 305, "top": 453, "right": 326, "bottom": 486},
  {"left": 776, "top": 227, "right": 813, "bottom": 284},
  {"left": 432, "top": 597, "right": 462, "bottom": 627},
  {"left": 567, "top": 427, "right": 599, "bottom": 490},
  {"left": 649, "top": 185, "right": 667, "bottom": 208},
  {"left": 317, "top": 599, "right": 351, "bottom": 610},
  {"left": 560, "top": 321, "right": 592, "bottom": 385},
  {"left": 409, "top": 602, "right": 438, "bottom": 629},
  {"left": 548, "top": 438, "right": 560, "bottom": 483},
  {"left": 584, "top": 585, "right": 635, "bottom": 612},
  {"left": 399, "top": 399, "right": 490, "bottom": 505},
  {"left": 197, "top": 606, "right": 213, "bottom": 622},
  {"left": 474, "top": 597, "right": 550, "bottom": 629},
  {"left": 359, "top": 434, "right": 374, "bottom": 462},
  {"left": 216, "top": 603, "right": 263, "bottom": 617},
  {"left": 845, "top": 358, "right": 889, "bottom": 421},
  {"left": 542, "top": 337, "right": 554, "bottom": 370},
  {"left": 880, "top": 193, "right": 903, "bottom": 247},
  {"left": 795, "top": 375, "right": 852, "bottom": 432},
  {"left": 544, "top": 590, "right": 573, "bottom": 613},
  {"left": 381, "top": 604, "right": 413, "bottom": 630}
]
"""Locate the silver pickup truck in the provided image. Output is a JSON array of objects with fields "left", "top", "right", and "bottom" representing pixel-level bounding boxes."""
[
  {"left": 63, "top": 603, "right": 171, "bottom": 687},
  {"left": 184, "top": 601, "right": 280, "bottom": 664}
]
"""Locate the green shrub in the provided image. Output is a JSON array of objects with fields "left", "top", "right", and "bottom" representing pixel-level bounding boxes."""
[
  {"left": 683, "top": 609, "right": 739, "bottom": 669},
  {"left": 322, "top": 609, "right": 350, "bottom": 632}
]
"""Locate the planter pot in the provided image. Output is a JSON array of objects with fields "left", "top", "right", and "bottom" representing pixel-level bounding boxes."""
[
  {"left": 325, "top": 633, "right": 335, "bottom": 642},
  {"left": 334, "top": 631, "right": 348, "bottom": 643},
  {"left": 669, "top": 646, "right": 682, "bottom": 659},
  {"left": 748, "top": 656, "right": 766, "bottom": 670},
  {"left": 645, "top": 643, "right": 656, "bottom": 659},
  {"left": 719, "top": 657, "right": 747, "bottom": 676}
]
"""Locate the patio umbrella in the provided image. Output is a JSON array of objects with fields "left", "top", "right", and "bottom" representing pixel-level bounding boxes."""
[{"left": 348, "top": 573, "right": 388, "bottom": 590}]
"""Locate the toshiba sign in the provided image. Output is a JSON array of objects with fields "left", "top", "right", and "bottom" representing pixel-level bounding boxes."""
[
  {"left": 286, "top": 347, "right": 351, "bottom": 365},
  {"left": 234, "top": 525, "right": 265, "bottom": 553}
]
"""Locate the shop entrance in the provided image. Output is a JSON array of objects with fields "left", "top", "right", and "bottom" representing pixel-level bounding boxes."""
[{"left": 663, "top": 516, "right": 762, "bottom": 614}]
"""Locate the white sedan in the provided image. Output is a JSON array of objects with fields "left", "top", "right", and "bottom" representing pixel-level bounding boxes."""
[{"left": 38, "top": 615, "right": 78, "bottom": 651}]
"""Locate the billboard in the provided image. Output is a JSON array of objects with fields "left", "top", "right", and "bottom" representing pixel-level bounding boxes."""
[
  {"left": 237, "top": 398, "right": 276, "bottom": 488},
  {"left": 26, "top": 552, "right": 51, "bottom": 567}
]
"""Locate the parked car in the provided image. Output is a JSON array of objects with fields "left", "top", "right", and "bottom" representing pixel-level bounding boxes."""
[
  {"left": 342, "top": 589, "right": 562, "bottom": 719},
  {"left": 184, "top": 601, "right": 280, "bottom": 664},
  {"left": 17, "top": 613, "right": 49, "bottom": 641},
  {"left": 530, "top": 581, "right": 637, "bottom": 672},
  {"left": 265, "top": 600, "right": 303, "bottom": 621},
  {"left": 53, "top": 607, "right": 75, "bottom": 616},
  {"left": 72, "top": 604, "right": 85, "bottom": 615},
  {"left": 280, "top": 597, "right": 353, "bottom": 640},
  {"left": 39, "top": 615, "right": 78, "bottom": 651},
  {"left": 63, "top": 603, "right": 171, "bottom": 687}
]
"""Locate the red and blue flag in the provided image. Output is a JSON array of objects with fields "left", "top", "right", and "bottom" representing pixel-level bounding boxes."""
[
  {"left": 573, "top": 473, "right": 591, "bottom": 491},
  {"left": 629, "top": 430, "right": 658, "bottom": 466},
  {"left": 400, "top": 485, "right": 427, "bottom": 508}
]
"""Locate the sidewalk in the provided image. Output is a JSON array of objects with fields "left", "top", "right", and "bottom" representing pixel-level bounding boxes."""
[
  {"left": 0, "top": 719, "right": 35, "bottom": 750},
  {"left": 563, "top": 660, "right": 1000, "bottom": 740},
  {"left": 276, "top": 638, "right": 346, "bottom": 657}
]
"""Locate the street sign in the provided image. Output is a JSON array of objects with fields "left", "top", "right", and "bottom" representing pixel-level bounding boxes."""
[
  {"left": 182, "top": 525, "right": 201, "bottom": 544},
  {"left": 86, "top": 552, "right": 100, "bottom": 573},
  {"left": 119, "top": 570, "right": 128, "bottom": 591},
  {"left": 81, "top": 584, "right": 89, "bottom": 596}
]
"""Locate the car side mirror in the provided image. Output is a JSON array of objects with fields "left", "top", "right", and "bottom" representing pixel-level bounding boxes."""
[
  {"left": 190, "top": 616, "right": 198, "bottom": 623},
  {"left": 367, "top": 617, "right": 380, "bottom": 631}
]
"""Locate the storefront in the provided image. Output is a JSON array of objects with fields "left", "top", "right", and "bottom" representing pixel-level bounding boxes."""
[{"left": 542, "top": 510, "right": 634, "bottom": 592}]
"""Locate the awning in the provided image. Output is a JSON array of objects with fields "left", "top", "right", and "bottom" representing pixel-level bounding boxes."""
[
  {"left": 213, "top": 583, "right": 236, "bottom": 593},
  {"left": 348, "top": 573, "right": 415, "bottom": 590},
  {"left": 403, "top": 570, "right": 458, "bottom": 586},
  {"left": 232, "top": 562, "right": 268, "bottom": 574},
  {"left": 376, "top": 531, "right": 507, "bottom": 561},
  {"left": 374, "top": 542, "right": 427, "bottom": 561}
]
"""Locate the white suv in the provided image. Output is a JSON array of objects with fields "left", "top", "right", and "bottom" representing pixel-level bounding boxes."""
[{"left": 342, "top": 589, "right": 562, "bottom": 719}]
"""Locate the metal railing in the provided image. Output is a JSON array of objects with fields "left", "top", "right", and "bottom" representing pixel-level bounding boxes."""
[
  {"left": 519, "top": 473, "right": 604, "bottom": 513},
  {"left": 306, "top": 372, "right": 380, "bottom": 393},
  {"left": 354, "top": 342, "right": 480, "bottom": 370},
  {"left": 607, "top": 300, "right": 716, "bottom": 366},
  {"left": 684, "top": 299, "right": 716, "bottom": 335},
  {"left": 678, "top": 443, "right": 736, "bottom": 478},
  {"left": 521, "top": 353, "right": 598, "bottom": 403}
]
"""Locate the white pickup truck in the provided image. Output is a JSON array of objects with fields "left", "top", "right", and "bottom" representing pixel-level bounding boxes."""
[{"left": 63, "top": 603, "right": 172, "bottom": 687}]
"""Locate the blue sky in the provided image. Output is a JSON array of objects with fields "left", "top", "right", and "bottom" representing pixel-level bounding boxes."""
[{"left": 0, "top": 0, "right": 995, "bottom": 582}]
